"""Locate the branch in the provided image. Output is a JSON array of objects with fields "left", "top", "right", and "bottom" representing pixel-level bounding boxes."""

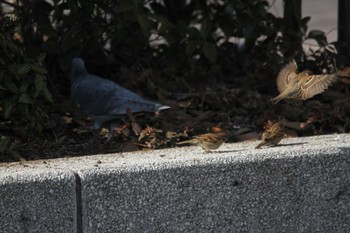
[{"left": 0, "top": 0, "right": 18, "bottom": 9}]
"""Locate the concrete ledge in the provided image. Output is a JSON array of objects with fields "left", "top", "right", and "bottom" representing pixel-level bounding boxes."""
[
  {"left": 0, "top": 170, "right": 77, "bottom": 233},
  {"left": 1, "top": 134, "right": 350, "bottom": 232}
]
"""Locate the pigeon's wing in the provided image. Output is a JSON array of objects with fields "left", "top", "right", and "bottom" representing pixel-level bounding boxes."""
[
  {"left": 74, "top": 86, "right": 167, "bottom": 116},
  {"left": 71, "top": 79, "right": 99, "bottom": 112},
  {"left": 299, "top": 74, "right": 338, "bottom": 100},
  {"left": 83, "top": 74, "right": 125, "bottom": 93},
  {"left": 105, "top": 91, "right": 166, "bottom": 115},
  {"left": 71, "top": 73, "right": 135, "bottom": 112},
  {"left": 71, "top": 73, "right": 169, "bottom": 117},
  {"left": 276, "top": 60, "right": 298, "bottom": 93},
  {"left": 70, "top": 75, "right": 119, "bottom": 112}
]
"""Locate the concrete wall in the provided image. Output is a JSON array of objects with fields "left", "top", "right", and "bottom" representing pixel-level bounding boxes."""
[
  {"left": 1, "top": 134, "right": 350, "bottom": 232},
  {"left": 0, "top": 171, "right": 77, "bottom": 233}
]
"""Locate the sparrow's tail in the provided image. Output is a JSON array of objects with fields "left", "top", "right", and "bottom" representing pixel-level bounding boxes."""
[
  {"left": 177, "top": 139, "right": 196, "bottom": 145},
  {"left": 255, "top": 142, "right": 264, "bottom": 149}
]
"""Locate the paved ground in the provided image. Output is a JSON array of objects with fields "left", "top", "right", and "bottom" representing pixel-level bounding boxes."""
[{"left": 1, "top": 134, "right": 350, "bottom": 232}]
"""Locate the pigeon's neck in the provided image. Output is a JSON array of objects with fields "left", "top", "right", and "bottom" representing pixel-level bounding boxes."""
[{"left": 70, "top": 66, "right": 88, "bottom": 80}]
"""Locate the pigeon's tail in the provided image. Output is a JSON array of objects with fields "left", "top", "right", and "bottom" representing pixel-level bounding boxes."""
[
  {"left": 156, "top": 105, "right": 171, "bottom": 111},
  {"left": 130, "top": 102, "right": 170, "bottom": 114}
]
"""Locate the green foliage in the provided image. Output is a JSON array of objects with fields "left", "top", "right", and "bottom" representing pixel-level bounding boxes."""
[
  {"left": 3, "top": 0, "right": 338, "bottom": 85},
  {"left": 0, "top": 31, "right": 51, "bottom": 140}
]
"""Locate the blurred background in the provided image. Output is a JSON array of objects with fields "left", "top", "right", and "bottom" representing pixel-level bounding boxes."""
[{"left": 269, "top": 0, "right": 337, "bottom": 42}]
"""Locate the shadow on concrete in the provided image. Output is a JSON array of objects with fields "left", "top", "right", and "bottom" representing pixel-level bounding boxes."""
[
  {"left": 215, "top": 149, "right": 244, "bottom": 154},
  {"left": 279, "top": 142, "right": 307, "bottom": 147}
]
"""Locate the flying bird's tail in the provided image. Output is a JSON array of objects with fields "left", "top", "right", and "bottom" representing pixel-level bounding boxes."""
[{"left": 270, "top": 94, "right": 284, "bottom": 104}]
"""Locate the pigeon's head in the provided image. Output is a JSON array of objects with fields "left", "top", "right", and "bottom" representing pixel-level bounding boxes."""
[{"left": 70, "top": 58, "right": 87, "bottom": 79}]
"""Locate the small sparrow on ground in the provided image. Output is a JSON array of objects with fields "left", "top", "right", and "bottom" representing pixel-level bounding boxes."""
[
  {"left": 177, "top": 132, "right": 226, "bottom": 152},
  {"left": 271, "top": 60, "right": 339, "bottom": 104},
  {"left": 255, "top": 122, "right": 284, "bottom": 149}
]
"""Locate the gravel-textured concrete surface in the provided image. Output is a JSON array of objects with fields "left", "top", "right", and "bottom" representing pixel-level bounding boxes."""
[
  {"left": 0, "top": 134, "right": 350, "bottom": 232},
  {"left": 0, "top": 170, "right": 77, "bottom": 233}
]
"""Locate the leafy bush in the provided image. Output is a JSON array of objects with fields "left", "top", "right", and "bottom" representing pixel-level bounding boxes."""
[{"left": 0, "top": 29, "right": 52, "bottom": 142}]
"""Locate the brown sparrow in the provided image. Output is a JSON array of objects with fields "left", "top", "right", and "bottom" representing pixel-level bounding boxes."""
[
  {"left": 255, "top": 122, "right": 284, "bottom": 149},
  {"left": 177, "top": 132, "right": 226, "bottom": 152},
  {"left": 271, "top": 60, "right": 339, "bottom": 104}
]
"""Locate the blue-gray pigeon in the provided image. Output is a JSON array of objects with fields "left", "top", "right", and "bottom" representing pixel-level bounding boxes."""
[{"left": 70, "top": 58, "right": 170, "bottom": 140}]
